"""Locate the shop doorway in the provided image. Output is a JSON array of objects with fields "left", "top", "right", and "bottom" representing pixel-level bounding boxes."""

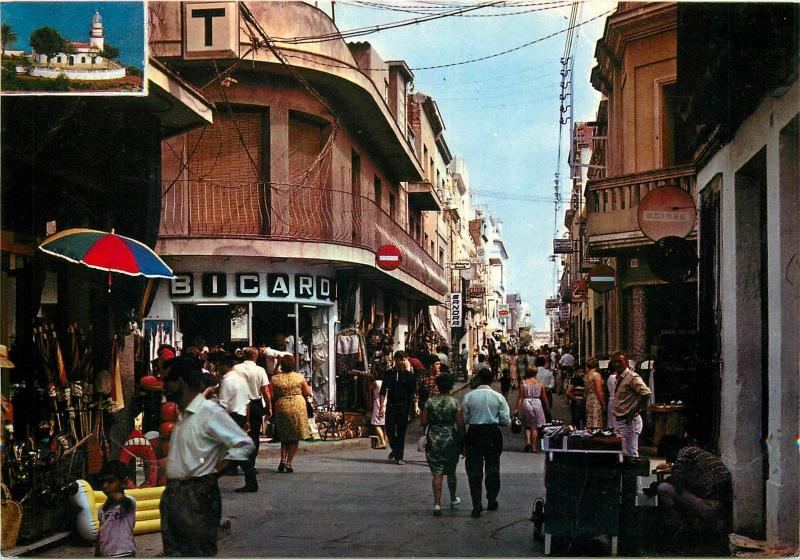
[
  {"left": 252, "top": 302, "right": 295, "bottom": 349},
  {"left": 177, "top": 304, "right": 233, "bottom": 348}
]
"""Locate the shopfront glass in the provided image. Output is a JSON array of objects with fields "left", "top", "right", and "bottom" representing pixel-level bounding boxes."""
[{"left": 177, "top": 301, "right": 332, "bottom": 403}]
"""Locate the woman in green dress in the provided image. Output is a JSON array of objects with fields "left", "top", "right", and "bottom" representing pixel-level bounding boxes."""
[{"left": 420, "top": 374, "right": 465, "bottom": 516}]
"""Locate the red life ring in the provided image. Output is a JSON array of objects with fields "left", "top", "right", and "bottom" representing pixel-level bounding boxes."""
[{"left": 118, "top": 429, "right": 159, "bottom": 488}]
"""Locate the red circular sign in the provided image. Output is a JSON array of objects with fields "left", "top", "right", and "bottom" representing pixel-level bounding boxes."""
[
  {"left": 637, "top": 186, "right": 697, "bottom": 241},
  {"left": 586, "top": 264, "right": 616, "bottom": 293},
  {"left": 375, "top": 245, "right": 402, "bottom": 271}
]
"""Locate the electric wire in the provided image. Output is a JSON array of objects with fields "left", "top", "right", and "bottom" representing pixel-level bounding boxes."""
[{"left": 280, "top": 9, "right": 612, "bottom": 71}]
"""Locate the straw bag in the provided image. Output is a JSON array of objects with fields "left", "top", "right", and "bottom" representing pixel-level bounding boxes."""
[{"left": 1, "top": 483, "right": 22, "bottom": 550}]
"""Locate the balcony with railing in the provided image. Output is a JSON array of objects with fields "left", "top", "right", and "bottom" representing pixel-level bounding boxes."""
[
  {"left": 159, "top": 180, "right": 448, "bottom": 295},
  {"left": 584, "top": 164, "right": 696, "bottom": 254}
]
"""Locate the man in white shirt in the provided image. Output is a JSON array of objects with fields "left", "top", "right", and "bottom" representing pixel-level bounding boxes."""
[
  {"left": 218, "top": 353, "right": 259, "bottom": 492},
  {"left": 161, "top": 356, "right": 254, "bottom": 557},
  {"left": 535, "top": 355, "right": 555, "bottom": 408},
  {"left": 233, "top": 347, "right": 274, "bottom": 489},
  {"left": 462, "top": 368, "right": 511, "bottom": 517},
  {"left": 558, "top": 348, "right": 576, "bottom": 395}
]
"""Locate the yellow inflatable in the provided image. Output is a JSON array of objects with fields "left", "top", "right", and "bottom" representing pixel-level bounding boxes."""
[{"left": 71, "top": 479, "right": 165, "bottom": 541}]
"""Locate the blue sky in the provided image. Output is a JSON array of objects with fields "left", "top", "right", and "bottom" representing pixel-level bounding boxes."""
[
  {"left": 330, "top": 1, "right": 614, "bottom": 330},
  {"left": 1, "top": 1, "right": 145, "bottom": 68}
]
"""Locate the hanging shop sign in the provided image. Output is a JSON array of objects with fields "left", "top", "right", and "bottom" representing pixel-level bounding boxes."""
[
  {"left": 451, "top": 260, "right": 472, "bottom": 270},
  {"left": 545, "top": 298, "right": 559, "bottom": 309},
  {"left": 498, "top": 305, "right": 510, "bottom": 317},
  {"left": 449, "top": 292, "right": 463, "bottom": 328},
  {"left": 586, "top": 264, "right": 616, "bottom": 293},
  {"left": 468, "top": 285, "right": 486, "bottom": 298},
  {"left": 553, "top": 238, "right": 576, "bottom": 254},
  {"left": 637, "top": 185, "right": 697, "bottom": 241},
  {"left": 571, "top": 279, "right": 588, "bottom": 303},
  {"left": 183, "top": 2, "right": 239, "bottom": 60},
  {"left": 170, "top": 272, "right": 335, "bottom": 302},
  {"left": 375, "top": 244, "right": 402, "bottom": 271}
]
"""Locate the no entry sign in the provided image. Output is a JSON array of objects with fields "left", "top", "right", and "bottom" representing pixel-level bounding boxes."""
[
  {"left": 376, "top": 245, "right": 402, "bottom": 271},
  {"left": 586, "top": 264, "right": 616, "bottom": 293},
  {"left": 637, "top": 186, "right": 697, "bottom": 241}
]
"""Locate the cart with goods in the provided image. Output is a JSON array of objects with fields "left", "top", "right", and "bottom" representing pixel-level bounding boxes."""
[{"left": 532, "top": 426, "right": 651, "bottom": 556}]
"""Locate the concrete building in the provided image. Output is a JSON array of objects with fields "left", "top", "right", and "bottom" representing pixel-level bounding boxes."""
[
  {"left": 678, "top": 2, "right": 799, "bottom": 545},
  {"left": 147, "top": 1, "right": 447, "bottom": 404},
  {"left": 587, "top": 2, "right": 697, "bottom": 372}
]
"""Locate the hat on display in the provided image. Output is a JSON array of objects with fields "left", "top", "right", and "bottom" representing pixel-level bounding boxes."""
[
  {"left": 0, "top": 345, "right": 14, "bottom": 368},
  {"left": 160, "top": 348, "right": 175, "bottom": 360}
]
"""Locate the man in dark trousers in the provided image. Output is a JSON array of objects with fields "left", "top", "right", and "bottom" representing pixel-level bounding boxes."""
[
  {"left": 461, "top": 368, "right": 511, "bottom": 517},
  {"left": 160, "top": 356, "right": 254, "bottom": 556},
  {"left": 378, "top": 350, "right": 417, "bottom": 465}
]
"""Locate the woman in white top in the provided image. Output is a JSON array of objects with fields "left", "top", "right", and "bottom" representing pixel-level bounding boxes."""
[{"left": 370, "top": 373, "right": 387, "bottom": 449}]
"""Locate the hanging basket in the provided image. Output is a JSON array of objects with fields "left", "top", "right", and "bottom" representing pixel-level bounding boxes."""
[{"left": 1, "top": 483, "right": 23, "bottom": 550}]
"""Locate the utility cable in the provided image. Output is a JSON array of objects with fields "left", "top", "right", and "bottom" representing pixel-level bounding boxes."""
[
  {"left": 272, "top": 1, "right": 502, "bottom": 44},
  {"left": 280, "top": 9, "right": 612, "bottom": 71}
]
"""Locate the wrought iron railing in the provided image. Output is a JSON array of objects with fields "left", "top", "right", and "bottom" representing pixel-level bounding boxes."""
[{"left": 159, "top": 180, "right": 448, "bottom": 295}]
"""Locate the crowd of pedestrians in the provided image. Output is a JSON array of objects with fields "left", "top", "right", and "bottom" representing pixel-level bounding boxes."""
[{"left": 94, "top": 339, "right": 729, "bottom": 557}]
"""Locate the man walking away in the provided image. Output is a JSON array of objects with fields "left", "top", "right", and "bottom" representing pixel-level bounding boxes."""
[
  {"left": 378, "top": 351, "right": 417, "bottom": 465},
  {"left": 462, "top": 368, "right": 511, "bottom": 518},
  {"left": 610, "top": 350, "right": 651, "bottom": 456},
  {"left": 558, "top": 348, "right": 575, "bottom": 394},
  {"left": 217, "top": 353, "right": 259, "bottom": 492},
  {"left": 160, "top": 356, "right": 254, "bottom": 556},
  {"left": 233, "top": 347, "right": 272, "bottom": 491},
  {"left": 459, "top": 344, "right": 469, "bottom": 382}
]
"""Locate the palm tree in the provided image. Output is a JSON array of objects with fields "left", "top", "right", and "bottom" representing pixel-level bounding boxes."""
[{"left": 1, "top": 23, "right": 18, "bottom": 60}]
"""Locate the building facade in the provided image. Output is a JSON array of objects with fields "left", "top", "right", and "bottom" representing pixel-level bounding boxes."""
[
  {"left": 678, "top": 2, "right": 799, "bottom": 545},
  {"left": 147, "top": 1, "right": 448, "bottom": 403}
]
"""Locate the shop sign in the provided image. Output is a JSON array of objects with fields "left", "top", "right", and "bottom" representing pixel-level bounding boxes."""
[
  {"left": 571, "top": 280, "right": 587, "bottom": 303},
  {"left": 586, "top": 264, "right": 616, "bottom": 293},
  {"left": 553, "top": 238, "right": 576, "bottom": 254},
  {"left": 498, "top": 305, "right": 510, "bottom": 316},
  {"left": 170, "top": 272, "right": 335, "bottom": 301},
  {"left": 545, "top": 298, "right": 559, "bottom": 309},
  {"left": 183, "top": 2, "right": 239, "bottom": 60},
  {"left": 449, "top": 292, "right": 463, "bottom": 328},
  {"left": 637, "top": 186, "right": 697, "bottom": 241},
  {"left": 375, "top": 244, "right": 402, "bottom": 271},
  {"left": 468, "top": 285, "right": 485, "bottom": 298},
  {"left": 451, "top": 260, "right": 471, "bottom": 270}
]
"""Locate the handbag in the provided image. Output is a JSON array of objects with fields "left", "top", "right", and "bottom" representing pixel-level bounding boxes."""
[
  {"left": 511, "top": 413, "right": 522, "bottom": 434},
  {"left": 417, "top": 426, "right": 429, "bottom": 452}
]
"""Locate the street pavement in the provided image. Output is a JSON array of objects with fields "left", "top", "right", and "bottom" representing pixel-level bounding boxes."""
[{"left": 36, "top": 383, "right": 617, "bottom": 557}]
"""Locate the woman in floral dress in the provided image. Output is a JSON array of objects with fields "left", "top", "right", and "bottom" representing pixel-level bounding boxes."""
[
  {"left": 420, "top": 374, "right": 464, "bottom": 516},
  {"left": 583, "top": 357, "right": 606, "bottom": 429},
  {"left": 271, "top": 355, "right": 312, "bottom": 472}
]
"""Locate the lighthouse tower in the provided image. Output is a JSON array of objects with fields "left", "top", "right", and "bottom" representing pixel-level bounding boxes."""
[{"left": 89, "top": 11, "right": 104, "bottom": 51}]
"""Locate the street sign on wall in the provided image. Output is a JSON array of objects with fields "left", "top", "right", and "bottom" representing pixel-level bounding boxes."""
[
  {"left": 375, "top": 245, "right": 402, "bottom": 271},
  {"left": 553, "top": 239, "right": 576, "bottom": 254},
  {"left": 468, "top": 285, "right": 486, "bottom": 298},
  {"left": 545, "top": 298, "right": 559, "bottom": 309},
  {"left": 449, "top": 292, "right": 463, "bottom": 328},
  {"left": 451, "top": 260, "right": 471, "bottom": 270},
  {"left": 586, "top": 264, "right": 616, "bottom": 293}
]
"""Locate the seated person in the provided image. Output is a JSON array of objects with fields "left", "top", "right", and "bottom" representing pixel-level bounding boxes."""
[{"left": 655, "top": 435, "right": 732, "bottom": 535}]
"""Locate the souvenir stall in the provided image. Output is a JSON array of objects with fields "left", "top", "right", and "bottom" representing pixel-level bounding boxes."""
[{"left": 0, "top": 230, "right": 172, "bottom": 551}]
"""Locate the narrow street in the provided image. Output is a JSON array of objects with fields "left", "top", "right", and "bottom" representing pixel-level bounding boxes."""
[{"left": 38, "top": 386, "right": 600, "bottom": 558}]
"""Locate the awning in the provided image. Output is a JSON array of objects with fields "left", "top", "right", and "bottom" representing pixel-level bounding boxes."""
[{"left": 429, "top": 309, "right": 448, "bottom": 339}]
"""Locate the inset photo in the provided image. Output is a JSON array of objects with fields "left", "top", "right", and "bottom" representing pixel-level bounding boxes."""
[{"left": 1, "top": 1, "right": 145, "bottom": 95}]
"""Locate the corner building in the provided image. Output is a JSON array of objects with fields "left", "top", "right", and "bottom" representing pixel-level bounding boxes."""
[{"left": 147, "top": 2, "right": 446, "bottom": 404}]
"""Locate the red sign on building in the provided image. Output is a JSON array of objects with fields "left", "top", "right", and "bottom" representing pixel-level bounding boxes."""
[{"left": 375, "top": 245, "right": 402, "bottom": 271}]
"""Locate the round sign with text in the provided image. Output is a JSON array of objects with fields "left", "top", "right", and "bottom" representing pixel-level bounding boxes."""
[
  {"left": 637, "top": 186, "right": 697, "bottom": 241},
  {"left": 375, "top": 244, "right": 402, "bottom": 271}
]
